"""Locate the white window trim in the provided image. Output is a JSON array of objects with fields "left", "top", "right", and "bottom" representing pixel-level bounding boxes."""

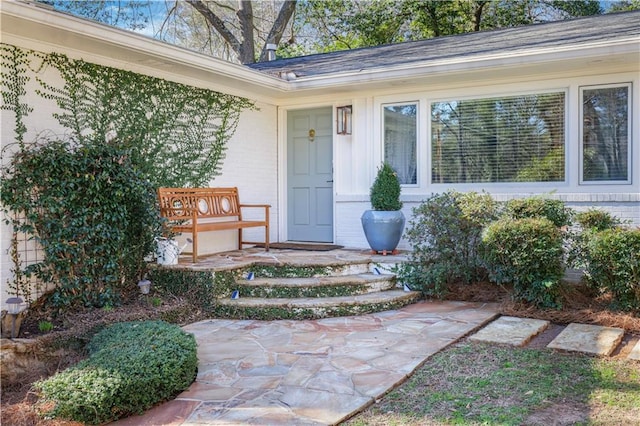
[
  {"left": 579, "top": 82, "right": 632, "bottom": 186},
  {"left": 380, "top": 100, "right": 421, "bottom": 189},
  {"left": 427, "top": 89, "right": 569, "bottom": 187}
]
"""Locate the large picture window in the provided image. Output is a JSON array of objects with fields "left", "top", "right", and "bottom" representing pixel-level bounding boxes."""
[
  {"left": 581, "top": 84, "right": 631, "bottom": 183},
  {"left": 383, "top": 103, "right": 417, "bottom": 185},
  {"left": 431, "top": 92, "right": 565, "bottom": 184}
]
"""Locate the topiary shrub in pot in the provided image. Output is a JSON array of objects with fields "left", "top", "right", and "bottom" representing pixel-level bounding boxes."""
[{"left": 361, "top": 162, "right": 405, "bottom": 255}]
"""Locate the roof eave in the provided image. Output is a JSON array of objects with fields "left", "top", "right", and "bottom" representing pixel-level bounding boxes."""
[{"left": 282, "top": 38, "right": 640, "bottom": 92}]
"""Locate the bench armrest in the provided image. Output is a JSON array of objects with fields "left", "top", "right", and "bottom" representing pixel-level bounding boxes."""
[
  {"left": 239, "top": 204, "right": 270, "bottom": 221},
  {"left": 239, "top": 204, "right": 271, "bottom": 208}
]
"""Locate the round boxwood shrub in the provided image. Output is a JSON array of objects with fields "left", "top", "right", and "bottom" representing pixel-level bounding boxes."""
[
  {"left": 35, "top": 320, "right": 197, "bottom": 424},
  {"left": 575, "top": 209, "right": 621, "bottom": 232},
  {"left": 504, "top": 197, "right": 573, "bottom": 228},
  {"left": 584, "top": 228, "right": 640, "bottom": 312},
  {"left": 482, "top": 217, "right": 564, "bottom": 308}
]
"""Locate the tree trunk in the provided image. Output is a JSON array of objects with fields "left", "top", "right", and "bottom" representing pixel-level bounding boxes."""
[{"left": 237, "top": 1, "right": 256, "bottom": 64}]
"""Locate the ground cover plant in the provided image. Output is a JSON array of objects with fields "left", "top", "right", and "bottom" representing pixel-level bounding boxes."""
[{"left": 346, "top": 341, "right": 640, "bottom": 426}]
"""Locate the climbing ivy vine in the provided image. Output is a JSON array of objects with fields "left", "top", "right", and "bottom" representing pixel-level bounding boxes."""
[
  {"left": 36, "top": 51, "right": 255, "bottom": 187},
  {"left": 0, "top": 43, "right": 256, "bottom": 309},
  {"left": 0, "top": 44, "right": 33, "bottom": 147}
]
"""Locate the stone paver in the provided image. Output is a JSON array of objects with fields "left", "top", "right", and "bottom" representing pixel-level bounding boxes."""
[
  {"left": 626, "top": 338, "right": 640, "bottom": 361},
  {"left": 469, "top": 316, "right": 549, "bottom": 347},
  {"left": 547, "top": 323, "right": 625, "bottom": 356},
  {"left": 111, "top": 300, "right": 498, "bottom": 426}
]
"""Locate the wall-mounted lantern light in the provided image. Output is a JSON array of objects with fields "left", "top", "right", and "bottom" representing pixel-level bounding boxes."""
[{"left": 336, "top": 105, "right": 352, "bottom": 135}]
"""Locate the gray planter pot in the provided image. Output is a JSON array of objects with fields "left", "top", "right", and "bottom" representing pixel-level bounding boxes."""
[{"left": 361, "top": 210, "right": 406, "bottom": 254}]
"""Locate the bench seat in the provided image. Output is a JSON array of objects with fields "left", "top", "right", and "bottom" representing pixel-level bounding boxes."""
[{"left": 158, "top": 187, "right": 270, "bottom": 263}]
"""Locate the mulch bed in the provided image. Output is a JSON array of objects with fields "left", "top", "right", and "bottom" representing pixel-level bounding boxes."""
[{"left": 445, "top": 280, "right": 640, "bottom": 333}]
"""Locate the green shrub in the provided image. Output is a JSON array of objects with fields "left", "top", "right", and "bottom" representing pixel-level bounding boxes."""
[
  {"left": 567, "top": 210, "right": 622, "bottom": 273},
  {"left": 370, "top": 162, "right": 402, "bottom": 211},
  {"left": 574, "top": 209, "right": 621, "bottom": 232},
  {"left": 583, "top": 228, "right": 640, "bottom": 311},
  {"left": 482, "top": 218, "right": 564, "bottom": 308},
  {"left": 1, "top": 139, "right": 164, "bottom": 310},
  {"left": 35, "top": 321, "right": 197, "bottom": 424},
  {"left": 397, "top": 191, "right": 499, "bottom": 296},
  {"left": 505, "top": 197, "right": 572, "bottom": 227}
]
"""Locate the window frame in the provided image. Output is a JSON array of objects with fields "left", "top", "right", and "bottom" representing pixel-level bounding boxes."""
[
  {"left": 579, "top": 82, "right": 632, "bottom": 186},
  {"left": 427, "top": 89, "right": 569, "bottom": 188},
  {"left": 381, "top": 100, "right": 421, "bottom": 188}
]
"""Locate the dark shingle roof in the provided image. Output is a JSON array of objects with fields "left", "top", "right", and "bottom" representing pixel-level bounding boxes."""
[{"left": 248, "top": 11, "right": 640, "bottom": 78}]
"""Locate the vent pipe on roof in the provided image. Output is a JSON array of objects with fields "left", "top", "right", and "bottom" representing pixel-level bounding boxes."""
[{"left": 266, "top": 44, "right": 277, "bottom": 61}]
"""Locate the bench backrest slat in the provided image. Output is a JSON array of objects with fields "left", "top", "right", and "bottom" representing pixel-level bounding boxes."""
[{"left": 158, "top": 187, "right": 242, "bottom": 220}]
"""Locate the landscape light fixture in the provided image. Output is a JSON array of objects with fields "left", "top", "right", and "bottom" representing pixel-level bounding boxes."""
[{"left": 5, "top": 296, "right": 26, "bottom": 339}]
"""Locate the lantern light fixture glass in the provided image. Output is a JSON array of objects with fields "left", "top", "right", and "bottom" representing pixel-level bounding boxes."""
[
  {"left": 6, "top": 297, "right": 25, "bottom": 315},
  {"left": 138, "top": 279, "right": 151, "bottom": 294},
  {"left": 337, "top": 105, "right": 352, "bottom": 135}
]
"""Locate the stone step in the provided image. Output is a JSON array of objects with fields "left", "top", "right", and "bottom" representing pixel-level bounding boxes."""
[
  {"left": 240, "top": 254, "right": 374, "bottom": 278},
  {"left": 214, "top": 290, "right": 422, "bottom": 320},
  {"left": 629, "top": 339, "right": 640, "bottom": 361},
  {"left": 469, "top": 316, "right": 634, "bottom": 359},
  {"left": 469, "top": 316, "right": 549, "bottom": 347},
  {"left": 235, "top": 273, "right": 397, "bottom": 298},
  {"left": 547, "top": 323, "right": 625, "bottom": 356}
]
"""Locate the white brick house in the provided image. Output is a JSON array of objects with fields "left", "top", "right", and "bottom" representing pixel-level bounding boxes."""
[{"left": 1, "top": 1, "right": 639, "bottom": 308}]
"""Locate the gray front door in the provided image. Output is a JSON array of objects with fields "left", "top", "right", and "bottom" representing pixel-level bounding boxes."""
[{"left": 287, "top": 107, "right": 333, "bottom": 242}]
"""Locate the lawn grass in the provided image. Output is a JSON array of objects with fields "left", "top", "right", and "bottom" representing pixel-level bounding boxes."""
[{"left": 346, "top": 341, "right": 640, "bottom": 426}]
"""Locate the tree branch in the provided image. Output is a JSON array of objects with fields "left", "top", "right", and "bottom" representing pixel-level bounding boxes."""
[
  {"left": 185, "top": 0, "right": 242, "bottom": 57},
  {"left": 258, "top": 0, "right": 297, "bottom": 62}
]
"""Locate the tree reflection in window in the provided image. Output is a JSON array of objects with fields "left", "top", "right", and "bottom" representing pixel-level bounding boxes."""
[
  {"left": 582, "top": 85, "right": 630, "bottom": 182},
  {"left": 431, "top": 92, "right": 565, "bottom": 184},
  {"left": 383, "top": 103, "right": 417, "bottom": 185}
]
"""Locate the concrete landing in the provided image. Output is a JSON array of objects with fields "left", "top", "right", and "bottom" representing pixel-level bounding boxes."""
[
  {"left": 547, "top": 323, "right": 625, "bottom": 356},
  {"left": 469, "top": 316, "right": 549, "bottom": 346}
]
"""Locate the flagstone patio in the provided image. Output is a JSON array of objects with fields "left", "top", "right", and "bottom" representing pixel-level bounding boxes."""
[{"left": 112, "top": 300, "right": 499, "bottom": 425}]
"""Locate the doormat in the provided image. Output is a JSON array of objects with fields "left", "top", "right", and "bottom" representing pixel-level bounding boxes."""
[{"left": 254, "top": 243, "right": 344, "bottom": 251}]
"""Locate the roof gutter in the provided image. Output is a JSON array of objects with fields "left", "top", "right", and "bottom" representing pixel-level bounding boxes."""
[{"left": 282, "top": 38, "right": 640, "bottom": 91}]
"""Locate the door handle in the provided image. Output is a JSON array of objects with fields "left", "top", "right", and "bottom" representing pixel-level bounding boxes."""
[{"left": 326, "top": 180, "right": 334, "bottom": 183}]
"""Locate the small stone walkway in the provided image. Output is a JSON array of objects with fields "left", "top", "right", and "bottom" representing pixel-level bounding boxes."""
[
  {"left": 470, "top": 315, "right": 639, "bottom": 359},
  {"left": 112, "top": 301, "right": 499, "bottom": 425}
]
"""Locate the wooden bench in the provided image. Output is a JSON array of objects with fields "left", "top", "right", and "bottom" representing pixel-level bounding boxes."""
[{"left": 158, "top": 187, "right": 270, "bottom": 263}]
